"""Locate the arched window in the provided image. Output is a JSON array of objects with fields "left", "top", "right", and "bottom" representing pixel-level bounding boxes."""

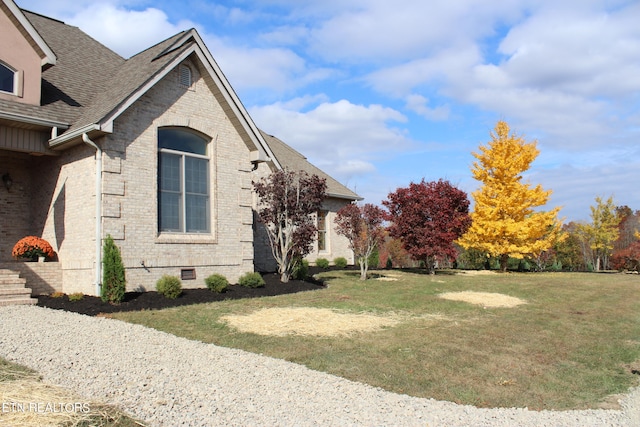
[
  {"left": 0, "top": 63, "right": 15, "bottom": 94},
  {"left": 158, "top": 127, "right": 210, "bottom": 233}
]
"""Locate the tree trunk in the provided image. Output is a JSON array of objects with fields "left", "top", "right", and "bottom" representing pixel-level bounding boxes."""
[
  {"left": 425, "top": 257, "right": 436, "bottom": 275},
  {"left": 359, "top": 256, "right": 368, "bottom": 280},
  {"left": 500, "top": 254, "right": 509, "bottom": 272}
]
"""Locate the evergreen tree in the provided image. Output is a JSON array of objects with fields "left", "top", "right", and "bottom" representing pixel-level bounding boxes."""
[
  {"left": 102, "top": 234, "right": 126, "bottom": 303},
  {"left": 457, "top": 121, "right": 564, "bottom": 272}
]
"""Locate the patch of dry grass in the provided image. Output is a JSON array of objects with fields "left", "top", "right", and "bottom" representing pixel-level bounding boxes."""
[
  {"left": 439, "top": 291, "right": 526, "bottom": 308},
  {"left": 220, "top": 307, "right": 400, "bottom": 336},
  {"left": 0, "top": 358, "right": 144, "bottom": 427}
]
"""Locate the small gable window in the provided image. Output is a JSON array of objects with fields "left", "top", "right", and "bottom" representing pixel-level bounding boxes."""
[
  {"left": 158, "top": 127, "right": 210, "bottom": 233},
  {"left": 179, "top": 64, "right": 192, "bottom": 87},
  {"left": 0, "top": 63, "right": 15, "bottom": 94}
]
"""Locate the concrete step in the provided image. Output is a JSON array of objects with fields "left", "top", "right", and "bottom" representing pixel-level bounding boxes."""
[
  {"left": 0, "top": 277, "right": 27, "bottom": 286},
  {"left": 0, "top": 288, "right": 33, "bottom": 296},
  {"left": 0, "top": 270, "right": 38, "bottom": 306},
  {"left": 0, "top": 298, "right": 37, "bottom": 306}
]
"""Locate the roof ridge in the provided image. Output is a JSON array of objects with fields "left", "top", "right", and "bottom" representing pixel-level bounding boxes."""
[
  {"left": 129, "top": 30, "right": 189, "bottom": 61},
  {"left": 21, "top": 9, "right": 64, "bottom": 24}
]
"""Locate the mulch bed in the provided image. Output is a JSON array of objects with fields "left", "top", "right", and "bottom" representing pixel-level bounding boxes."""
[{"left": 37, "top": 272, "right": 327, "bottom": 317}]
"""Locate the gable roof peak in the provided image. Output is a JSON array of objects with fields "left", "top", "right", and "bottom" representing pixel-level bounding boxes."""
[{"left": 3, "top": 0, "right": 57, "bottom": 67}]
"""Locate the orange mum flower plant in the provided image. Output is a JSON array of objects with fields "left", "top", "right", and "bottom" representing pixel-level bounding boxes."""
[{"left": 12, "top": 236, "right": 55, "bottom": 260}]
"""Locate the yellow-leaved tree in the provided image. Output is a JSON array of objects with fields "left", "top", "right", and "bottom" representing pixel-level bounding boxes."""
[
  {"left": 457, "top": 120, "right": 564, "bottom": 272},
  {"left": 576, "top": 196, "right": 620, "bottom": 271}
]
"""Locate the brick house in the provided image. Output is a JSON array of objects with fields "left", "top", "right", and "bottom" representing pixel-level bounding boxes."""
[{"left": 0, "top": 0, "right": 360, "bottom": 298}]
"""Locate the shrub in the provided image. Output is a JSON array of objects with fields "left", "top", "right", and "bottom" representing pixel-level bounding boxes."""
[
  {"left": 205, "top": 274, "right": 229, "bottom": 293},
  {"left": 12, "top": 236, "right": 55, "bottom": 260},
  {"left": 611, "top": 241, "right": 640, "bottom": 272},
  {"left": 50, "top": 291, "right": 64, "bottom": 298},
  {"left": 315, "top": 258, "right": 330, "bottom": 269},
  {"left": 292, "top": 258, "right": 309, "bottom": 280},
  {"left": 367, "top": 248, "right": 379, "bottom": 269},
  {"left": 238, "top": 272, "right": 265, "bottom": 288},
  {"left": 68, "top": 292, "right": 84, "bottom": 302},
  {"left": 156, "top": 275, "right": 182, "bottom": 299},
  {"left": 333, "top": 257, "right": 348, "bottom": 268},
  {"left": 102, "top": 234, "right": 126, "bottom": 303}
]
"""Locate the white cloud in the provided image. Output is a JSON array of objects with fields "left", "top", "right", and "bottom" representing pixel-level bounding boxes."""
[
  {"left": 497, "top": 2, "right": 640, "bottom": 98},
  {"left": 405, "top": 94, "right": 450, "bottom": 121},
  {"left": 66, "top": 3, "right": 195, "bottom": 58},
  {"left": 250, "top": 98, "right": 413, "bottom": 184},
  {"left": 203, "top": 37, "right": 334, "bottom": 94},
  {"left": 307, "top": 0, "right": 522, "bottom": 63}
]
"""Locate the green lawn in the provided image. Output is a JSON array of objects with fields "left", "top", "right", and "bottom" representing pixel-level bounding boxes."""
[{"left": 111, "top": 270, "right": 640, "bottom": 410}]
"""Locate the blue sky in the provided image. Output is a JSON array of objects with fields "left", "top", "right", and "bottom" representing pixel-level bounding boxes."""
[{"left": 20, "top": 0, "right": 640, "bottom": 221}]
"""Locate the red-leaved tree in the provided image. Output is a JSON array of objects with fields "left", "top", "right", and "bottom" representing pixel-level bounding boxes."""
[
  {"left": 383, "top": 179, "right": 471, "bottom": 274},
  {"left": 611, "top": 241, "right": 640, "bottom": 272},
  {"left": 254, "top": 169, "right": 327, "bottom": 282},
  {"left": 335, "top": 203, "right": 385, "bottom": 280}
]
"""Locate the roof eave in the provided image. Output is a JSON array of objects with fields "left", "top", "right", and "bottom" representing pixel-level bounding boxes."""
[
  {"left": 327, "top": 192, "right": 363, "bottom": 201},
  {"left": 0, "top": 110, "right": 69, "bottom": 130},
  {"left": 48, "top": 124, "right": 104, "bottom": 150}
]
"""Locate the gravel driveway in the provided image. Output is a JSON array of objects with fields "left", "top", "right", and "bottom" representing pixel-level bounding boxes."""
[{"left": 1, "top": 305, "right": 638, "bottom": 426}]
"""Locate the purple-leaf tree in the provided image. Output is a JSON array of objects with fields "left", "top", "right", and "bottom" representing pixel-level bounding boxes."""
[
  {"left": 383, "top": 179, "right": 471, "bottom": 274},
  {"left": 253, "top": 169, "right": 327, "bottom": 283},
  {"left": 335, "top": 203, "right": 386, "bottom": 280}
]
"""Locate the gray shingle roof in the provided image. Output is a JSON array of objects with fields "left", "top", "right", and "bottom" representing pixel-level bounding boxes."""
[
  {"left": 24, "top": 11, "right": 125, "bottom": 125},
  {"left": 260, "top": 131, "right": 361, "bottom": 201},
  {"left": 65, "top": 32, "right": 190, "bottom": 134}
]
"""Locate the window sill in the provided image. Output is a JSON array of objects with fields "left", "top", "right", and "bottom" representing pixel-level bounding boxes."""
[{"left": 156, "top": 233, "right": 217, "bottom": 244}]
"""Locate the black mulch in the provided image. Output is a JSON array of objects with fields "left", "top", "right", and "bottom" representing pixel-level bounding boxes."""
[{"left": 36, "top": 272, "right": 327, "bottom": 317}]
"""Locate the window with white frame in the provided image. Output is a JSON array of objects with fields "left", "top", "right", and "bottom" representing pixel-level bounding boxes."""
[
  {"left": 0, "top": 62, "right": 15, "bottom": 94},
  {"left": 158, "top": 127, "right": 210, "bottom": 233},
  {"left": 317, "top": 210, "right": 328, "bottom": 251}
]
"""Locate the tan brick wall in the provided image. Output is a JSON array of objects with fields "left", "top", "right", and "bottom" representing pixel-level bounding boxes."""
[
  {"left": 0, "top": 150, "right": 33, "bottom": 261},
  {"left": 0, "top": 261, "right": 62, "bottom": 295},
  {"left": 1, "top": 53, "right": 355, "bottom": 295},
  {"left": 1, "top": 145, "right": 94, "bottom": 294},
  {"left": 98, "top": 56, "right": 257, "bottom": 291},
  {"left": 306, "top": 197, "right": 355, "bottom": 265},
  {"left": 37, "top": 144, "right": 99, "bottom": 294}
]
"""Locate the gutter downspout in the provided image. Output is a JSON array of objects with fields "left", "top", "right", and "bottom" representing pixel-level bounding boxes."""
[{"left": 82, "top": 133, "right": 102, "bottom": 297}]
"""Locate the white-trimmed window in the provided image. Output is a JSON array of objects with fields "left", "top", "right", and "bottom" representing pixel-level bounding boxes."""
[
  {"left": 0, "top": 62, "right": 16, "bottom": 94},
  {"left": 158, "top": 127, "right": 210, "bottom": 233},
  {"left": 317, "top": 210, "right": 328, "bottom": 252}
]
